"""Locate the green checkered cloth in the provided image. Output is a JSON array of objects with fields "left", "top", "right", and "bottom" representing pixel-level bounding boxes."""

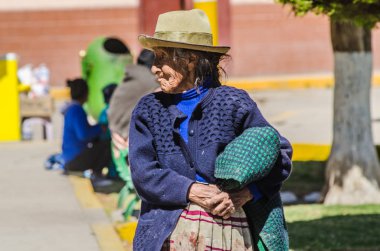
[
  {"left": 214, "top": 127, "right": 289, "bottom": 250},
  {"left": 215, "top": 126, "right": 280, "bottom": 191}
]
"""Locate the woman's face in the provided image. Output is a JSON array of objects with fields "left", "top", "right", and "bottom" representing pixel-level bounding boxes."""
[{"left": 151, "top": 48, "right": 195, "bottom": 94}]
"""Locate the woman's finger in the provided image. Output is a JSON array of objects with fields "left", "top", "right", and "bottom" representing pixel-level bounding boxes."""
[
  {"left": 230, "top": 187, "right": 253, "bottom": 208},
  {"left": 111, "top": 132, "right": 128, "bottom": 150},
  {"left": 207, "top": 192, "right": 227, "bottom": 208},
  {"left": 210, "top": 200, "right": 228, "bottom": 215},
  {"left": 188, "top": 183, "right": 223, "bottom": 210},
  {"left": 210, "top": 197, "right": 233, "bottom": 216},
  {"left": 219, "top": 204, "right": 235, "bottom": 219},
  {"left": 112, "top": 144, "right": 120, "bottom": 158}
]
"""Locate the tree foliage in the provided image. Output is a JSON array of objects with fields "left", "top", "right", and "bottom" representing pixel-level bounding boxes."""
[{"left": 276, "top": 0, "right": 380, "bottom": 28}]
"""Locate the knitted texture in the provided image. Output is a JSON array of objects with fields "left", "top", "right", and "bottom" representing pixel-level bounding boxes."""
[
  {"left": 215, "top": 126, "right": 280, "bottom": 191},
  {"left": 244, "top": 193, "right": 289, "bottom": 251},
  {"left": 135, "top": 93, "right": 182, "bottom": 155},
  {"left": 134, "top": 86, "right": 253, "bottom": 155},
  {"left": 133, "top": 207, "right": 183, "bottom": 251},
  {"left": 198, "top": 87, "right": 252, "bottom": 148}
]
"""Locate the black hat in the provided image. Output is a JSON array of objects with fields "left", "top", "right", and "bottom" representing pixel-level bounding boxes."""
[
  {"left": 102, "top": 83, "right": 118, "bottom": 104},
  {"left": 137, "top": 49, "right": 154, "bottom": 69}
]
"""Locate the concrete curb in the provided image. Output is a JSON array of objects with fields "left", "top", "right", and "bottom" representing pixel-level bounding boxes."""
[
  {"left": 92, "top": 224, "right": 126, "bottom": 251},
  {"left": 50, "top": 87, "right": 70, "bottom": 100},
  {"left": 227, "top": 75, "right": 334, "bottom": 90},
  {"left": 292, "top": 143, "right": 330, "bottom": 162},
  {"left": 69, "top": 176, "right": 103, "bottom": 209},
  {"left": 69, "top": 176, "right": 126, "bottom": 251},
  {"left": 227, "top": 74, "right": 380, "bottom": 91}
]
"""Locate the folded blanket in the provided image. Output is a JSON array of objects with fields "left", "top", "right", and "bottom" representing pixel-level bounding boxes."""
[{"left": 215, "top": 126, "right": 281, "bottom": 191}]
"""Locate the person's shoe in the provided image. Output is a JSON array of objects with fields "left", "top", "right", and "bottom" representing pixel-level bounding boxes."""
[
  {"left": 62, "top": 168, "right": 69, "bottom": 176},
  {"left": 45, "top": 153, "right": 64, "bottom": 171},
  {"left": 91, "top": 175, "right": 113, "bottom": 187}
]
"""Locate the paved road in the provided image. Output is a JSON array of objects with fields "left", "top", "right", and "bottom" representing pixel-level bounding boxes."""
[
  {"left": 0, "top": 141, "right": 102, "bottom": 251},
  {"left": 250, "top": 87, "right": 380, "bottom": 144}
]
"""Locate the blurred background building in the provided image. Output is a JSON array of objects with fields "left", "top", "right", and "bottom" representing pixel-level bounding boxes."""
[{"left": 0, "top": 0, "right": 380, "bottom": 86}]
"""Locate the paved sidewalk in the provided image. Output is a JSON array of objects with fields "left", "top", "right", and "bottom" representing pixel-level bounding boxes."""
[{"left": 0, "top": 141, "right": 104, "bottom": 251}]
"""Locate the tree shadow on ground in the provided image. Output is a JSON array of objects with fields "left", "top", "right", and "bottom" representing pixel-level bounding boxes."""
[{"left": 288, "top": 214, "right": 380, "bottom": 251}]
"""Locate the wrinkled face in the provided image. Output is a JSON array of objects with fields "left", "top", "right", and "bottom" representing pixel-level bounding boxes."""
[{"left": 151, "top": 48, "right": 195, "bottom": 94}]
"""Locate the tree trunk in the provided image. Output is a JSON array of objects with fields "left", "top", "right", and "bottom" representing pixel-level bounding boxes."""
[{"left": 323, "top": 20, "right": 380, "bottom": 204}]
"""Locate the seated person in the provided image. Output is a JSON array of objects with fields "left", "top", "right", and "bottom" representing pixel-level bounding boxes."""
[{"left": 62, "top": 78, "right": 112, "bottom": 186}]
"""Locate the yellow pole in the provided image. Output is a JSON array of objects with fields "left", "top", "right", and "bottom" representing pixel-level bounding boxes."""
[
  {"left": 193, "top": 0, "right": 219, "bottom": 45},
  {"left": 0, "top": 53, "right": 21, "bottom": 141}
]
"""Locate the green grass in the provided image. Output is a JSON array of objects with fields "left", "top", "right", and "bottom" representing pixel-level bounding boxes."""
[
  {"left": 285, "top": 204, "right": 380, "bottom": 250},
  {"left": 283, "top": 161, "right": 380, "bottom": 250}
]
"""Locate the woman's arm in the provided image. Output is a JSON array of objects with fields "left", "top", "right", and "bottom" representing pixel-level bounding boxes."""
[
  {"left": 240, "top": 91, "right": 293, "bottom": 199},
  {"left": 200, "top": 90, "right": 292, "bottom": 217},
  {"left": 129, "top": 111, "right": 195, "bottom": 207}
]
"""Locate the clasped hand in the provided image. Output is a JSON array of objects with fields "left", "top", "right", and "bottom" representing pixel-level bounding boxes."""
[
  {"left": 188, "top": 183, "right": 253, "bottom": 219},
  {"left": 111, "top": 132, "right": 129, "bottom": 158}
]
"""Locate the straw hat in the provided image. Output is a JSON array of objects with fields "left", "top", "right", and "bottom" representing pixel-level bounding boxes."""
[{"left": 138, "top": 9, "right": 230, "bottom": 54}]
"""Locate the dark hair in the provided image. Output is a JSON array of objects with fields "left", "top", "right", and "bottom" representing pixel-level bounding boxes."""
[
  {"left": 137, "top": 49, "right": 155, "bottom": 69},
  {"left": 66, "top": 78, "right": 88, "bottom": 101},
  {"left": 103, "top": 37, "right": 130, "bottom": 55},
  {"left": 153, "top": 47, "right": 229, "bottom": 87},
  {"left": 102, "top": 83, "right": 118, "bottom": 104}
]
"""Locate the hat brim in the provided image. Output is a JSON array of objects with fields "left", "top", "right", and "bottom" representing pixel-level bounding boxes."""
[{"left": 138, "top": 35, "right": 230, "bottom": 54}]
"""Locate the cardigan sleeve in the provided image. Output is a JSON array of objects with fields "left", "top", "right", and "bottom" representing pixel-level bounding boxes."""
[
  {"left": 240, "top": 91, "right": 293, "bottom": 200},
  {"left": 128, "top": 110, "right": 195, "bottom": 207}
]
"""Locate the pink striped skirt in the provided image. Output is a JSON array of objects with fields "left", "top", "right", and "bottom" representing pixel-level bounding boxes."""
[{"left": 162, "top": 203, "right": 253, "bottom": 251}]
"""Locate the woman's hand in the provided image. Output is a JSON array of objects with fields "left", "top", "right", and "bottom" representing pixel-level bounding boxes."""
[
  {"left": 188, "top": 183, "right": 222, "bottom": 210},
  {"left": 229, "top": 187, "right": 253, "bottom": 208},
  {"left": 207, "top": 191, "right": 235, "bottom": 219},
  {"left": 111, "top": 132, "right": 129, "bottom": 158},
  {"left": 206, "top": 187, "right": 253, "bottom": 219}
]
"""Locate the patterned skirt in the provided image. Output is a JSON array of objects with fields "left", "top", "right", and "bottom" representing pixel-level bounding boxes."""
[{"left": 162, "top": 203, "right": 253, "bottom": 251}]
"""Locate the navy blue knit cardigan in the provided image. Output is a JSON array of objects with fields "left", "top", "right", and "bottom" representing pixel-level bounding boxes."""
[{"left": 129, "top": 85, "right": 292, "bottom": 250}]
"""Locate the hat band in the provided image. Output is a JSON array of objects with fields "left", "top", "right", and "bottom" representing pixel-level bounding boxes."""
[{"left": 153, "top": 31, "right": 213, "bottom": 46}]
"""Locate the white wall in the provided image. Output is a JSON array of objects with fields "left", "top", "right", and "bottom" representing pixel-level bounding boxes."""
[{"left": 0, "top": 0, "right": 138, "bottom": 11}]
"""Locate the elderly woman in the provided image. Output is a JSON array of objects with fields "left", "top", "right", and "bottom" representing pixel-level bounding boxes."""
[{"left": 128, "top": 9, "right": 292, "bottom": 251}]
